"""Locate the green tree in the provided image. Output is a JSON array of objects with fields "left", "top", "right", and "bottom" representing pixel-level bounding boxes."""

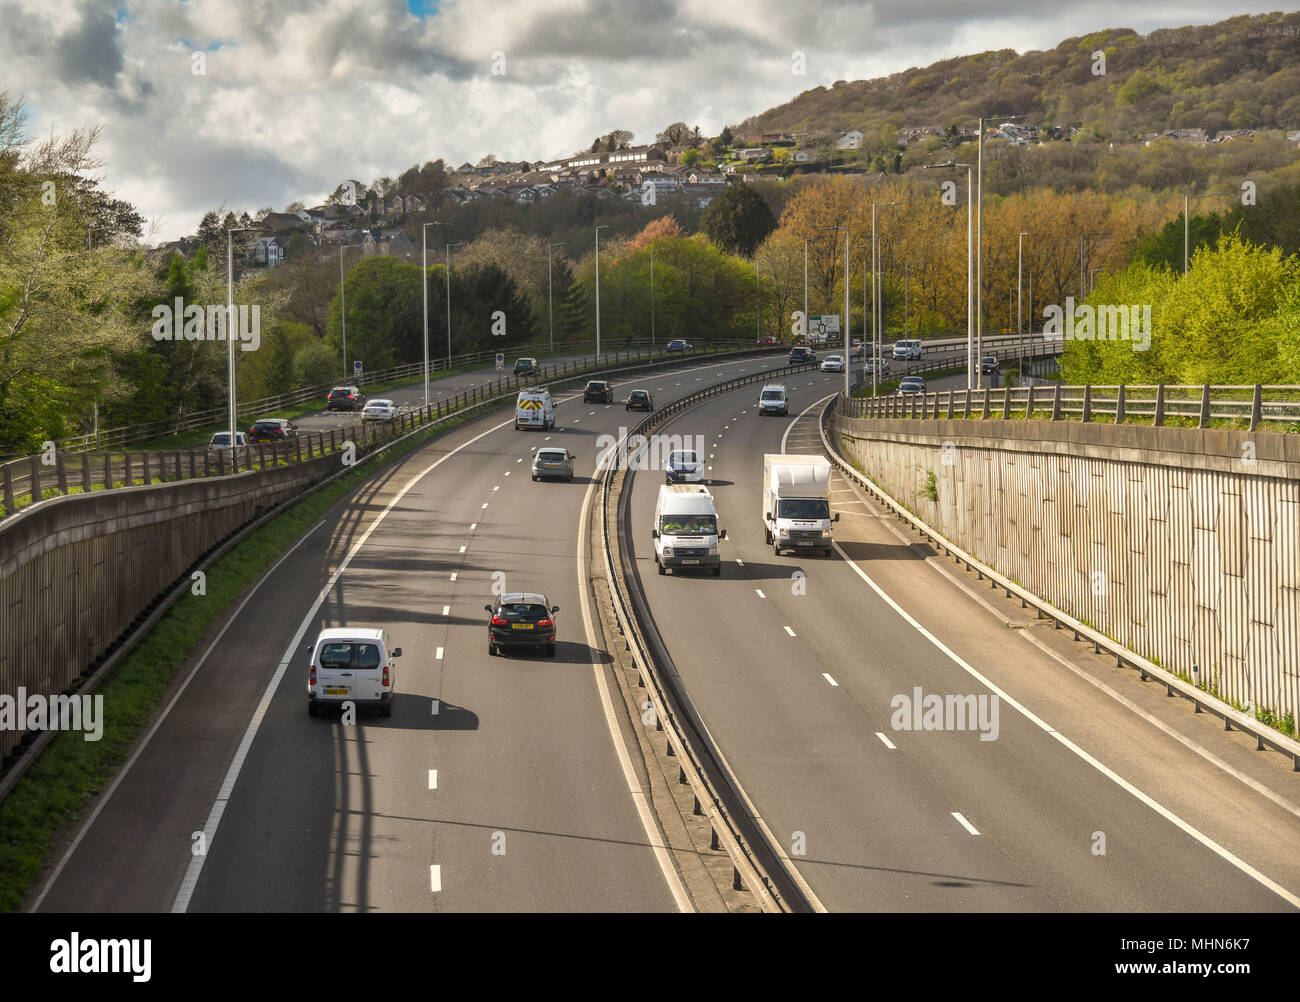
[{"left": 700, "top": 183, "right": 776, "bottom": 257}]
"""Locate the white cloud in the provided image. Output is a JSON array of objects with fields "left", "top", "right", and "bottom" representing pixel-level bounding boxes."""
[{"left": 0, "top": 0, "right": 1279, "bottom": 241}]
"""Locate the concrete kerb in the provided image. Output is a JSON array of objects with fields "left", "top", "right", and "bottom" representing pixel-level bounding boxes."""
[{"left": 822, "top": 399, "right": 1300, "bottom": 771}]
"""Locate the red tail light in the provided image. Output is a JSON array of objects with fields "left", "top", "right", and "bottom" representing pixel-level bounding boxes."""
[
  {"left": 309, "top": 665, "right": 317, "bottom": 685},
  {"left": 491, "top": 616, "right": 508, "bottom": 626},
  {"left": 382, "top": 665, "right": 390, "bottom": 688},
  {"left": 536, "top": 618, "right": 553, "bottom": 628}
]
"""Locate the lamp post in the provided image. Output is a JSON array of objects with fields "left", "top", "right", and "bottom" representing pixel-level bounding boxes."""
[
  {"left": 755, "top": 260, "right": 761, "bottom": 341},
  {"left": 925, "top": 162, "right": 974, "bottom": 388},
  {"left": 445, "top": 241, "right": 464, "bottom": 366},
  {"left": 595, "top": 224, "right": 610, "bottom": 359},
  {"left": 870, "top": 199, "right": 904, "bottom": 394},
  {"left": 904, "top": 259, "right": 925, "bottom": 339},
  {"left": 803, "top": 237, "right": 809, "bottom": 341},
  {"left": 854, "top": 242, "right": 871, "bottom": 390},
  {"left": 1089, "top": 268, "right": 1103, "bottom": 295},
  {"left": 818, "top": 225, "right": 852, "bottom": 396},
  {"left": 422, "top": 221, "right": 448, "bottom": 404},
  {"left": 227, "top": 225, "right": 263, "bottom": 452},
  {"left": 1183, "top": 191, "right": 1229, "bottom": 275},
  {"left": 547, "top": 242, "right": 565, "bottom": 352},
  {"left": 976, "top": 113, "right": 1027, "bottom": 388},
  {"left": 1080, "top": 230, "right": 1111, "bottom": 299},
  {"left": 339, "top": 244, "right": 348, "bottom": 379},
  {"left": 650, "top": 243, "right": 655, "bottom": 342}
]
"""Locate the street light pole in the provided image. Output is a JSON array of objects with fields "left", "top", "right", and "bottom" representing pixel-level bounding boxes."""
[
  {"left": 339, "top": 244, "right": 348, "bottom": 379},
  {"left": 650, "top": 243, "right": 655, "bottom": 342},
  {"left": 446, "top": 242, "right": 463, "bottom": 366},
  {"left": 547, "top": 242, "right": 564, "bottom": 352},
  {"left": 817, "top": 225, "right": 851, "bottom": 395},
  {"left": 1183, "top": 191, "right": 1229, "bottom": 275},
  {"left": 803, "top": 238, "right": 809, "bottom": 340},
  {"left": 421, "top": 221, "right": 447, "bottom": 405},
  {"left": 925, "top": 163, "right": 974, "bottom": 388},
  {"left": 226, "top": 225, "right": 262, "bottom": 451},
  {"left": 595, "top": 224, "right": 610, "bottom": 359}
]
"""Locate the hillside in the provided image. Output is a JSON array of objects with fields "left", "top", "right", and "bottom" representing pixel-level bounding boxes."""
[{"left": 733, "top": 12, "right": 1300, "bottom": 147}]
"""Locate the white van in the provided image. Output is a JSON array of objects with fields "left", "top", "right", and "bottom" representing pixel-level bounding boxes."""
[
  {"left": 892, "top": 338, "right": 922, "bottom": 360},
  {"left": 757, "top": 384, "right": 788, "bottom": 416},
  {"left": 305, "top": 627, "right": 402, "bottom": 717},
  {"left": 515, "top": 386, "right": 555, "bottom": 430},
  {"left": 653, "top": 484, "right": 726, "bottom": 576}
]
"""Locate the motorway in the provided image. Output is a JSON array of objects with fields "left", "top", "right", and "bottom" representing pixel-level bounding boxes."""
[
  {"left": 29, "top": 333, "right": 1274, "bottom": 914},
  {"left": 32, "top": 351, "right": 802, "bottom": 912},
  {"left": 625, "top": 375, "right": 1300, "bottom": 911}
]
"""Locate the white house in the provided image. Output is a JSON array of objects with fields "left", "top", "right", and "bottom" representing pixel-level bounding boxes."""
[{"left": 836, "top": 130, "right": 864, "bottom": 150}]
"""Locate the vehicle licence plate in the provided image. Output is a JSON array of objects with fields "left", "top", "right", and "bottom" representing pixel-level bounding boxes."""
[
  {"left": 796, "top": 541, "right": 817, "bottom": 546},
  {"left": 512, "top": 623, "right": 534, "bottom": 630},
  {"left": 680, "top": 559, "right": 700, "bottom": 565},
  {"left": 325, "top": 687, "right": 349, "bottom": 695}
]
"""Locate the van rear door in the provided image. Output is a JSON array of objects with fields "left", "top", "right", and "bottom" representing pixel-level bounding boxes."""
[{"left": 316, "top": 640, "right": 356, "bottom": 700}]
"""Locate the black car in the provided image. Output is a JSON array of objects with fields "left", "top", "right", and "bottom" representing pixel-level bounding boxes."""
[
  {"left": 247, "top": 417, "right": 297, "bottom": 444},
  {"left": 327, "top": 386, "right": 366, "bottom": 411},
  {"left": 486, "top": 593, "right": 559, "bottom": 657},
  {"left": 583, "top": 380, "right": 614, "bottom": 403},
  {"left": 625, "top": 389, "right": 654, "bottom": 411},
  {"left": 514, "top": 357, "right": 538, "bottom": 376},
  {"left": 788, "top": 346, "right": 815, "bottom": 364},
  {"left": 980, "top": 355, "right": 998, "bottom": 376}
]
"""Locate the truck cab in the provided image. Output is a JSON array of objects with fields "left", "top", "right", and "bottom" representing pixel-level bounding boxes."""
[{"left": 763, "top": 454, "right": 838, "bottom": 556}]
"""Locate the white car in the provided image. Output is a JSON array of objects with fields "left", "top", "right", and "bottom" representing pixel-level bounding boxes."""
[
  {"left": 892, "top": 338, "right": 922, "bottom": 360},
  {"left": 820, "top": 355, "right": 845, "bottom": 372},
  {"left": 665, "top": 449, "right": 704, "bottom": 484},
  {"left": 306, "top": 628, "right": 402, "bottom": 717},
  {"left": 362, "top": 398, "right": 396, "bottom": 421},
  {"left": 207, "top": 430, "right": 248, "bottom": 460}
]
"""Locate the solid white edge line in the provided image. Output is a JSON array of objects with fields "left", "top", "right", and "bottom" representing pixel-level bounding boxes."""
[
  {"left": 171, "top": 410, "right": 527, "bottom": 913},
  {"left": 578, "top": 440, "right": 693, "bottom": 913},
  {"left": 831, "top": 537, "right": 1300, "bottom": 909},
  {"left": 31, "top": 520, "right": 327, "bottom": 912},
  {"left": 55, "top": 352, "right": 776, "bottom": 915},
  {"left": 952, "top": 812, "right": 981, "bottom": 836}
]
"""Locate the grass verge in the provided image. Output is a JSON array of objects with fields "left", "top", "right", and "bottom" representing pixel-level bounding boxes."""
[{"left": 0, "top": 400, "right": 499, "bottom": 912}]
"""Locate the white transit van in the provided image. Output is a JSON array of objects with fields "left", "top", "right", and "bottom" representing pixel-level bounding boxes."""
[
  {"left": 653, "top": 484, "right": 727, "bottom": 576},
  {"left": 305, "top": 627, "right": 402, "bottom": 717},
  {"left": 892, "top": 338, "right": 922, "bottom": 360},
  {"left": 515, "top": 386, "right": 555, "bottom": 430},
  {"left": 763, "top": 454, "right": 838, "bottom": 556}
]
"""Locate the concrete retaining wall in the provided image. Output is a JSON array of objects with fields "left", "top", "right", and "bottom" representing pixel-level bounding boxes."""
[
  {"left": 831, "top": 413, "right": 1300, "bottom": 725},
  {"left": 0, "top": 452, "right": 336, "bottom": 763}
]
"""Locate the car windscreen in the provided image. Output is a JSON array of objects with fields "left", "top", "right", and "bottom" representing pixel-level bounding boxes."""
[
  {"left": 537, "top": 451, "right": 566, "bottom": 461},
  {"left": 317, "top": 641, "right": 381, "bottom": 667},
  {"left": 212, "top": 434, "right": 231, "bottom": 445},
  {"left": 777, "top": 498, "right": 829, "bottom": 519},
  {"left": 668, "top": 452, "right": 698, "bottom": 465},
  {"left": 660, "top": 514, "right": 717, "bottom": 535},
  {"left": 252, "top": 421, "right": 279, "bottom": 430},
  {"left": 629, "top": 391, "right": 647, "bottom": 400},
  {"left": 761, "top": 390, "right": 784, "bottom": 400},
  {"left": 499, "top": 603, "right": 549, "bottom": 622}
]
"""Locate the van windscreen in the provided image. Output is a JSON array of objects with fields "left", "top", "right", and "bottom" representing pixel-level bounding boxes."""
[
  {"left": 777, "top": 499, "right": 829, "bottom": 519},
  {"left": 660, "top": 514, "right": 717, "bottom": 535}
]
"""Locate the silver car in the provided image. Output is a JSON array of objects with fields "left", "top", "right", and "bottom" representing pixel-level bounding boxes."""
[{"left": 531, "top": 447, "right": 574, "bottom": 481}]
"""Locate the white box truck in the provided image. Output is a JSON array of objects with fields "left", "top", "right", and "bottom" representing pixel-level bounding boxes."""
[
  {"left": 763, "top": 454, "right": 838, "bottom": 556},
  {"left": 653, "top": 484, "right": 726, "bottom": 576}
]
